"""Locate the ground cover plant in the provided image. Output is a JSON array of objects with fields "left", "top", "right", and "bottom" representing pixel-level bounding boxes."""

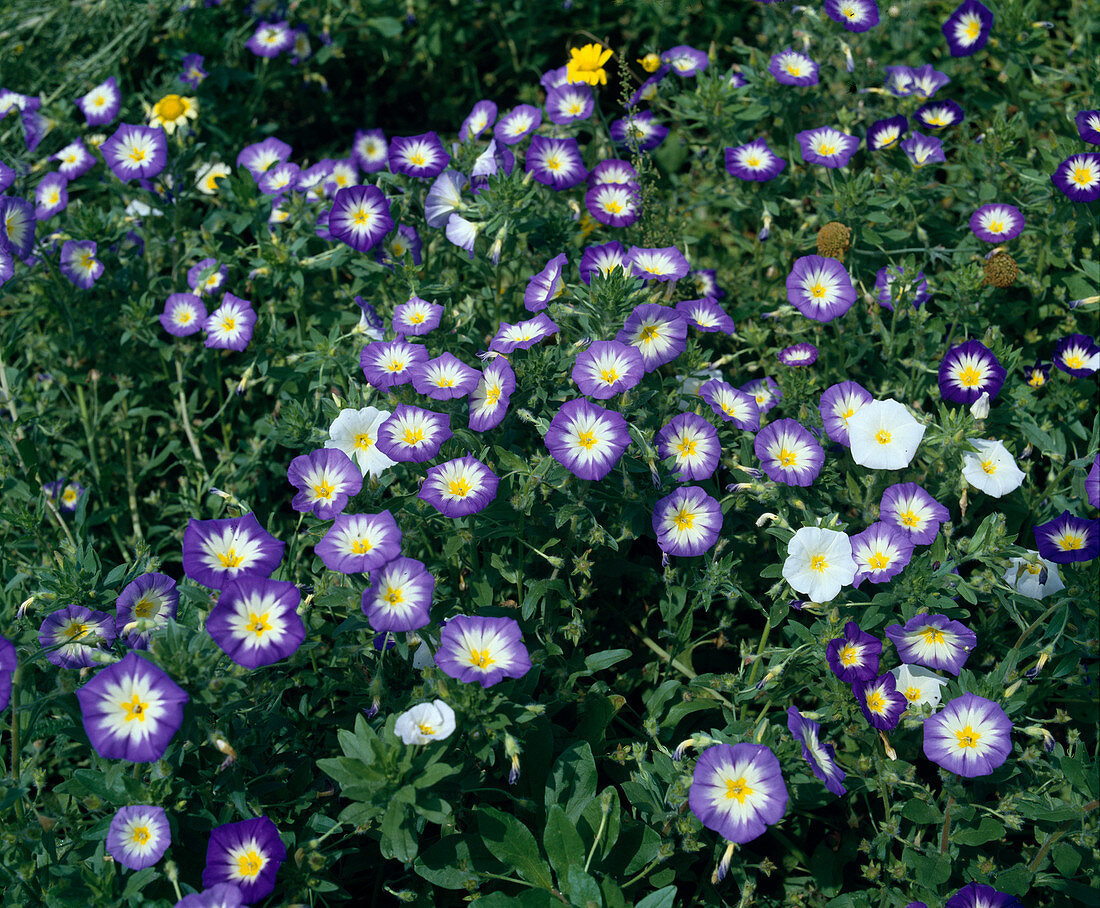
[{"left": 0, "top": 0, "right": 1098, "bottom": 905}]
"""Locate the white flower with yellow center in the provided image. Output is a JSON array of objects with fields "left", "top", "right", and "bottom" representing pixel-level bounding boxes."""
[
  {"left": 847, "top": 399, "right": 926, "bottom": 470},
  {"left": 782, "top": 527, "right": 857, "bottom": 603},
  {"left": 394, "top": 700, "right": 457, "bottom": 745},
  {"left": 962, "top": 438, "right": 1025, "bottom": 497}
]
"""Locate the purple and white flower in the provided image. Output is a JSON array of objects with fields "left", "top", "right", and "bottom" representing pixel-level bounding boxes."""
[
  {"left": 824, "top": 0, "right": 880, "bottom": 31},
  {"left": 969, "top": 203, "right": 1024, "bottom": 243},
  {"left": 826, "top": 621, "right": 881, "bottom": 682},
  {"left": 435, "top": 615, "right": 531, "bottom": 688},
  {"left": 585, "top": 182, "right": 641, "bottom": 227},
  {"left": 942, "top": 0, "right": 994, "bottom": 56},
  {"left": 375, "top": 405, "right": 452, "bottom": 463},
  {"left": 866, "top": 115, "right": 908, "bottom": 151},
  {"left": 206, "top": 577, "right": 305, "bottom": 669},
  {"left": 626, "top": 246, "right": 690, "bottom": 282},
  {"left": 287, "top": 448, "right": 362, "bottom": 519},
  {"left": 39, "top": 605, "right": 115, "bottom": 669},
  {"left": 76, "top": 652, "right": 189, "bottom": 762},
  {"left": 880, "top": 483, "right": 950, "bottom": 546},
  {"left": 469, "top": 356, "right": 516, "bottom": 432},
  {"left": 315, "top": 512, "right": 402, "bottom": 574},
  {"left": 851, "top": 521, "right": 914, "bottom": 585},
  {"left": 615, "top": 302, "right": 688, "bottom": 370},
  {"left": 1053, "top": 334, "right": 1100, "bottom": 377},
  {"left": 901, "top": 132, "right": 945, "bottom": 168},
  {"left": 1051, "top": 153, "right": 1100, "bottom": 202},
  {"left": 204, "top": 293, "right": 256, "bottom": 351},
  {"left": 524, "top": 254, "right": 568, "bottom": 312},
  {"left": 676, "top": 299, "right": 735, "bottom": 334},
  {"left": 662, "top": 45, "right": 709, "bottom": 77},
  {"left": 1033, "top": 511, "right": 1098, "bottom": 564},
  {"left": 459, "top": 101, "right": 497, "bottom": 141},
  {"left": 916, "top": 99, "right": 965, "bottom": 130},
  {"left": 389, "top": 132, "right": 450, "bottom": 179},
  {"left": 724, "top": 139, "right": 786, "bottom": 182},
  {"left": 923, "top": 693, "right": 1011, "bottom": 777},
  {"left": 410, "top": 352, "right": 481, "bottom": 400},
  {"left": 786, "top": 255, "right": 856, "bottom": 322},
  {"left": 494, "top": 105, "right": 542, "bottom": 145},
  {"left": 609, "top": 111, "right": 668, "bottom": 152},
  {"left": 489, "top": 313, "right": 559, "bottom": 353},
  {"left": 115, "top": 572, "right": 178, "bottom": 648},
  {"left": 885, "top": 614, "right": 976, "bottom": 675},
  {"left": 854, "top": 673, "right": 908, "bottom": 730},
  {"left": 59, "top": 240, "right": 104, "bottom": 289},
  {"left": 159, "top": 293, "right": 206, "bottom": 336},
  {"left": 107, "top": 805, "right": 170, "bottom": 870},
  {"left": 768, "top": 48, "right": 819, "bottom": 86},
  {"left": 579, "top": 242, "right": 627, "bottom": 283},
  {"left": 796, "top": 127, "right": 859, "bottom": 168},
  {"left": 362, "top": 556, "right": 435, "bottom": 633},
  {"left": 237, "top": 137, "right": 291, "bottom": 179},
  {"left": 938, "top": 340, "right": 1006, "bottom": 404},
  {"left": 688, "top": 743, "right": 788, "bottom": 844},
  {"left": 100, "top": 124, "right": 168, "bottom": 183},
  {"left": 246, "top": 21, "right": 294, "bottom": 56},
  {"left": 653, "top": 486, "right": 723, "bottom": 557},
  {"left": 182, "top": 513, "right": 284, "bottom": 590},
  {"left": 202, "top": 817, "right": 286, "bottom": 904},
  {"left": 526, "top": 136, "right": 587, "bottom": 190},
  {"left": 778, "top": 343, "right": 818, "bottom": 367},
  {"left": 755, "top": 419, "right": 824, "bottom": 486},
  {"left": 571, "top": 341, "right": 644, "bottom": 399},
  {"left": 329, "top": 185, "right": 394, "bottom": 253},
  {"left": 75, "top": 77, "right": 120, "bottom": 126},
  {"left": 546, "top": 83, "right": 594, "bottom": 124},
  {"left": 419, "top": 456, "right": 500, "bottom": 518},
  {"left": 360, "top": 338, "right": 429, "bottom": 390},
  {"left": 35, "top": 173, "right": 68, "bottom": 220},
  {"left": 545, "top": 398, "right": 631, "bottom": 482},
  {"left": 699, "top": 381, "right": 759, "bottom": 430},
  {"left": 656, "top": 413, "right": 721, "bottom": 481}
]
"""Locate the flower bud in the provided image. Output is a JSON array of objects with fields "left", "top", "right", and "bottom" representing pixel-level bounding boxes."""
[{"left": 969, "top": 391, "right": 990, "bottom": 419}]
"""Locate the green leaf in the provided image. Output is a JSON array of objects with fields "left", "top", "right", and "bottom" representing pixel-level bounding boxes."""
[
  {"left": 1052, "top": 842, "right": 1081, "bottom": 877},
  {"left": 477, "top": 805, "right": 554, "bottom": 889},
  {"left": 544, "top": 805, "right": 585, "bottom": 883},
  {"left": 412, "top": 762, "right": 457, "bottom": 789},
  {"left": 952, "top": 816, "right": 1005, "bottom": 846},
  {"left": 635, "top": 885, "right": 677, "bottom": 908},
  {"left": 584, "top": 649, "right": 631, "bottom": 673},
  {"left": 413, "top": 835, "right": 485, "bottom": 889},
  {"left": 545, "top": 742, "right": 597, "bottom": 824},
  {"left": 380, "top": 801, "right": 418, "bottom": 863},
  {"left": 121, "top": 868, "right": 157, "bottom": 900},
  {"left": 994, "top": 864, "right": 1033, "bottom": 896},
  {"left": 901, "top": 799, "right": 942, "bottom": 824},
  {"left": 564, "top": 866, "right": 601, "bottom": 905}
]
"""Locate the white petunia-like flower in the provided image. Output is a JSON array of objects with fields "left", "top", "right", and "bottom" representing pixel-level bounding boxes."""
[
  {"left": 1002, "top": 552, "right": 1064, "bottom": 599},
  {"left": 889, "top": 663, "right": 949, "bottom": 711},
  {"left": 846, "top": 399, "right": 926, "bottom": 470},
  {"left": 782, "top": 527, "right": 858, "bottom": 603},
  {"left": 961, "top": 438, "right": 1025, "bottom": 497},
  {"left": 394, "top": 699, "right": 457, "bottom": 745},
  {"left": 325, "top": 407, "right": 397, "bottom": 477}
]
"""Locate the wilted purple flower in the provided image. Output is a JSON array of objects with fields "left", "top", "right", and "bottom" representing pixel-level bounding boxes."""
[
  {"left": 786, "top": 707, "right": 846, "bottom": 795},
  {"left": 524, "top": 253, "right": 568, "bottom": 312},
  {"left": 874, "top": 265, "right": 929, "bottom": 310},
  {"left": 179, "top": 53, "right": 208, "bottom": 88},
  {"left": 39, "top": 605, "right": 115, "bottom": 668},
  {"left": 116, "top": 573, "right": 178, "bottom": 648}
]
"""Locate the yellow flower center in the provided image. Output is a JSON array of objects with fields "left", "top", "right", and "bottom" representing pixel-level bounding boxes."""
[
  {"left": 676, "top": 437, "right": 698, "bottom": 456},
  {"left": 839, "top": 644, "right": 858, "bottom": 666},
  {"left": 410, "top": 313, "right": 425, "bottom": 324},
  {"left": 746, "top": 155, "right": 761, "bottom": 167},
  {"left": 810, "top": 555, "right": 828, "bottom": 572},
  {"left": 600, "top": 367, "right": 620, "bottom": 384},
  {"left": 546, "top": 155, "right": 561, "bottom": 171},
  {"left": 350, "top": 537, "right": 373, "bottom": 554},
  {"left": 409, "top": 153, "right": 426, "bottom": 166},
  {"left": 313, "top": 479, "right": 335, "bottom": 500},
  {"left": 810, "top": 282, "right": 827, "bottom": 298},
  {"left": 876, "top": 429, "right": 892, "bottom": 445},
  {"left": 904, "top": 685, "right": 922, "bottom": 702},
  {"left": 218, "top": 548, "right": 244, "bottom": 569},
  {"left": 1072, "top": 166, "right": 1092, "bottom": 186},
  {"left": 155, "top": 95, "right": 187, "bottom": 121},
  {"left": 402, "top": 427, "right": 425, "bottom": 446},
  {"left": 639, "top": 324, "right": 660, "bottom": 342},
  {"left": 965, "top": 18, "right": 981, "bottom": 40},
  {"left": 386, "top": 358, "right": 406, "bottom": 373},
  {"left": 868, "top": 552, "right": 890, "bottom": 569},
  {"left": 957, "top": 365, "right": 982, "bottom": 387},
  {"left": 121, "top": 693, "right": 149, "bottom": 722},
  {"left": 65, "top": 621, "right": 89, "bottom": 640},
  {"left": 469, "top": 647, "right": 496, "bottom": 668},
  {"left": 133, "top": 598, "right": 155, "bottom": 619},
  {"left": 987, "top": 219, "right": 1004, "bottom": 233},
  {"left": 724, "top": 776, "right": 753, "bottom": 803},
  {"left": 604, "top": 199, "right": 623, "bottom": 213},
  {"left": 921, "top": 628, "right": 945, "bottom": 645},
  {"left": 866, "top": 691, "right": 886, "bottom": 713},
  {"left": 447, "top": 476, "right": 473, "bottom": 497},
  {"left": 786, "top": 63, "right": 802, "bottom": 76},
  {"left": 485, "top": 385, "right": 502, "bottom": 405},
  {"left": 672, "top": 507, "right": 695, "bottom": 531},
  {"left": 818, "top": 143, "right": 837, "bottom": 156},
  {"left": 383, "top": 584, "right": 404, "bottom": 605},
  {"left": 131, "top": 826, "right": 150, "bottom": 845},
  {"left": 353, "top": 208, "right": 372, "bottom": 226},
  {"left": 417, "top": 722, "right": 435, "bottom": 735},
  {"left": 980, "top": 459, "right": 997, "bottom": 475},
  {"left": 1064, "top": 354, "right": 1084, "bottom": 369},
  {"left": 221, "top": 317, "right": 236, "bottom": 332},
  {"left": 248, "top": 611, "right": 272, "bottom": 636},
  {"left": 777, "top": 447, "right": 798, "bottom": 467},
  {"left": 129, "top": 147, "right": 147, "bottom": 163},
  {"left": 576, "top": 430, "right": 598, "bottom": 450},
  {"left": 237, "top": 850, "right": 265, "bottom": 878},
  {"left": 1056, "top": 532, "right": 1083, "bottom": 551},
  {"left": 354, "top": 432, "right": 373, "bottom": 450},
  {"left": 955, "top": 724, "right": 981, "bottom": 748},
  {"left": 900, "top": 509, "right": 920, "bottom": 527}
]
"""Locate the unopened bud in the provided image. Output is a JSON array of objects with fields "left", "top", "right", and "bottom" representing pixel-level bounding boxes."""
[{"left": 969, "top": 391, "right": 990, "bottom": 419}]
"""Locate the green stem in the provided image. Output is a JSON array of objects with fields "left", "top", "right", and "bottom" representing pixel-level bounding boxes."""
[
  {"left": 584, "top": 799, "right": 609, "bottom": 873},
  {"left": 746, "top": 618, "right": 772, "bottom": 686}
]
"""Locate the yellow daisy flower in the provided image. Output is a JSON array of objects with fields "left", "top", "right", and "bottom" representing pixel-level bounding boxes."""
[
  {"left": 567, "top": 43, "right": 613, "bottom": 86},
  {"left": 148, "top": 94, "right": 198, "bottom": 135}
]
